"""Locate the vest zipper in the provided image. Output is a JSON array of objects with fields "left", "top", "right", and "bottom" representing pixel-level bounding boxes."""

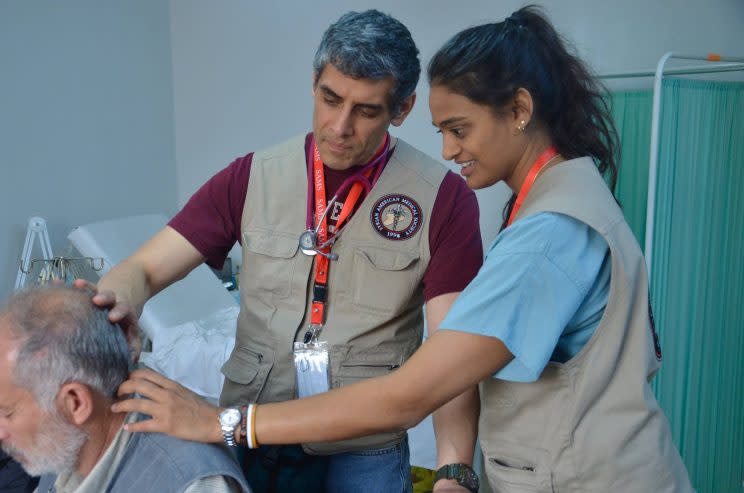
[
  {"left": 340, "top": 363, "right": 400, "bottom": 370},
  {"left": 489, "top": 457, "right": 535, "bottom": 472},
  {"left": 243, "top": 347, "right": 263, "bottom": 363}
]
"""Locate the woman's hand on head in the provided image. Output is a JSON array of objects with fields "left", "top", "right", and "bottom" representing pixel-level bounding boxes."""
[{"left": 111, "top": 368, "right": 223, "bottom": 443}]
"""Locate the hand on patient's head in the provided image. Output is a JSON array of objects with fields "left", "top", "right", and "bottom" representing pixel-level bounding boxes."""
[{"left": 72, "top": 279, "right": 141, "bottom": 363}]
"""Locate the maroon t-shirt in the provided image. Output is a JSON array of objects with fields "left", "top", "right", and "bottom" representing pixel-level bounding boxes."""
[{"left": 169, "top": 135, "right": 483, "bottom": 301}]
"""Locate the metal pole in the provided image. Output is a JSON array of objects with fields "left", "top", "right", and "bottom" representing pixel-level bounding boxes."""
[
  {"left": 642, "top": 52, "right": 744, "bottom": 278},
  {"left": 643, "top": 52, "right": 674, "bottom": 277},
  {"left": 600, "top": 63, "right": 744, "bottom": 80}
]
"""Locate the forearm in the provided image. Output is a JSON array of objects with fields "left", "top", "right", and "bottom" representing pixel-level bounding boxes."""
[
  {"left": 256, "top": 372, "right": 424, "bottom": 445},
  {"left": 254, "top": 333, "right": 503, "bottom": 447},
  {"left": 160, "top": 371, "right": 426, "bottom": 445},
  {"left": 425, "top": 293, "right": 480, "bottom": 466},
  {"left": 116, "top": 331, "right": 512, "bottom": 450},
  {"left": 433, "top": 384, "right": 480, "bottom": 467},
  {"left": 98, "top": 258, "right": 152, "bottom": 318},
  {"left": 96, "top": 226, "right": 205, "bottom": 317}
]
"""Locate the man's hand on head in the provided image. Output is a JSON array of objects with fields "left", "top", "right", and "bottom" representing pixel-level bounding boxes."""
[{"left": 72, "top": 279, "right": 142, "bottom": 363}]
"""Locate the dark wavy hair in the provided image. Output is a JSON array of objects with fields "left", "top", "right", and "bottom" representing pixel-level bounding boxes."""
[{"left": 427, "top": 5, "right": 619, "bottom": 226}]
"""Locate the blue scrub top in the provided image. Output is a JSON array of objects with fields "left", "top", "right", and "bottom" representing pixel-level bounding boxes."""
[{"left": 440, "top": 212, "right": 611, "bottom": 382}]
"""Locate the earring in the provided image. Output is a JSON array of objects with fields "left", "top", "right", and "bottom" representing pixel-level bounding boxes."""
[{"left": 517, "top": 120, "right": 527, "bottom": 132}]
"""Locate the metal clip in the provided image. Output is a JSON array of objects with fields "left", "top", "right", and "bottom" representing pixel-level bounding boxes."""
[{"left": 303, "top": 324, "right": 324, "bottom": 344}]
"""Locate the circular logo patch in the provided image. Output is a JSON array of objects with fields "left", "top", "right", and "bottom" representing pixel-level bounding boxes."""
[{"left": 370, "top": 195, "right": 423, "bottom": 240}]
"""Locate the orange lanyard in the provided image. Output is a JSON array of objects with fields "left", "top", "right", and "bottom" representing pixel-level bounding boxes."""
[
  {"left": 308, "top": 138, "right": 386, "bottom": 329},
  {"left": 506, "top": 146, "right": 558, "bottom": 228}
]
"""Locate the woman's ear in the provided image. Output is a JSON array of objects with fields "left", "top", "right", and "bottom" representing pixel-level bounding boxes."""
[
  {"left": 56, "top": 382, "right": 94, "bottom": 426},
  {"left": 511, "top": 88, "right": 535, "bottom": 133}
]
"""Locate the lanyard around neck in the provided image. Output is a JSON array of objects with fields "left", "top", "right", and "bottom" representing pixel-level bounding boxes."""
[
  {"left": 305, "top": 134, "right": 390, "bottom": 233},
  {"left": 306, "top": 134, "right": 389, "bottom": 329},
  {"left": 506, "top": 146, "right": 558, "bottom": 228}
]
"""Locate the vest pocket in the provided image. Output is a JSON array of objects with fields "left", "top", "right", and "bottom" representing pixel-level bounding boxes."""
[
  {"left": 351, "top": 246, "right": 420, "bottom": 314},
  {"left": 220, "top": 342, "right": 275, "bottom": 404},
  {"left": 333, "top": 346, "right": 403, "bottom": 388},
  {"left": 242, "top": 230, "right": 299, "bottom": 299},
  {"left": 483, "top": 442, "right": 554, "bottom": 493}
]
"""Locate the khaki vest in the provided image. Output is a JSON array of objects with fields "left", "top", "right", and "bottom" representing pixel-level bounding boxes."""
[
  {"left": 220, "top": 135, "right": 447, "bottom": 454},
  {"left": 479, "top": 158, "right": 693, "bottom": 492}
]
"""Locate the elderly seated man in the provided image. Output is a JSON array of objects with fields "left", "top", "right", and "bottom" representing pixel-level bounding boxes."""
[{"left": 0, "top": 286, "right": 251, "bottom": 493}]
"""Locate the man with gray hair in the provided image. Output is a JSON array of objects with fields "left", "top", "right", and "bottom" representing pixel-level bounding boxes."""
[
  {"left": 0, "top": 286, "right": 251, "bottom": 493},
  {"left": 86, "top": 9, "right": 482, "bottom": 493}
]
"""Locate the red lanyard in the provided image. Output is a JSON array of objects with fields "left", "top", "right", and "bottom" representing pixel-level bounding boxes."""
[
  {"left": 506, "top": 146, "right": 558, "bottom": 228},
  {"left": 309, "top": 137, "right": 387, "bottom": 328}
]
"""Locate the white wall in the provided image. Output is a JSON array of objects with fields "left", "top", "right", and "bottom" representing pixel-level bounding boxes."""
[
  {"left": 0, "top": 1, "right": 177, "bottom": 299},
  {"left": 1, "top": 1, "right": 742, "bottom": 297},
  {"left": 0, "top": 0, "right": 744, "bottom": 297},
  {"left": 170, "top": 0, "right": 744, "bottom": 251},
  {"left": 0, "top": 0, "right": 740, "bottom": 479}
]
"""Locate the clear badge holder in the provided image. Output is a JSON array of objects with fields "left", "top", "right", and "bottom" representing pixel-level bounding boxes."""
[{"left": 293, "top": 340, "right": 331, "bottom": 398}]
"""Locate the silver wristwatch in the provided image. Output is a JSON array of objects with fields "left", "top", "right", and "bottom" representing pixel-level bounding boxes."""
[{"left": 218, "top": 407, "right": 242, "bottom": 447}]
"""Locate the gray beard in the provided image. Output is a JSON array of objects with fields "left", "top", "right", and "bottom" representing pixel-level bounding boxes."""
[{"left": 1, "top": 409, "right": 87, "bottom": 477}]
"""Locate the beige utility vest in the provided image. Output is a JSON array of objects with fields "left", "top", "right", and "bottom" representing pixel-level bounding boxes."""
[
  {"left": 220, "top": 135, "right": 447, "bottom": 454},
  {"left": 479, "top": 158, "right": 693, "bottom": 492}
]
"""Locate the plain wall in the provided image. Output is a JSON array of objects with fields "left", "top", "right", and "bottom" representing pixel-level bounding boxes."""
[
  {"left": 0, "top": 1, "right": 177, "bottom": 299},
  {"left": 169, "top": 0, "right": 744, "bottom": 253},
  {"left": 4, "top": 2, "right": 740, "bottom": 298}
]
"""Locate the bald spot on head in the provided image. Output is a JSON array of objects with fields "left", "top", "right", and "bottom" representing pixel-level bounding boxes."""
[{"left": 4, "top": 286, "right": 95, "bottom": 340}]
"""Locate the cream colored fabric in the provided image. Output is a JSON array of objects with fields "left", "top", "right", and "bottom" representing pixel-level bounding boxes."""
[
  {"left": 221, "top": 135, "right": 447, "bottom": 454},
  {"left": 51, "top": 413, "right": 136, "bottom": 493},
  {"left": 478, "top": 158, "right": 692, "bottom": 492}
]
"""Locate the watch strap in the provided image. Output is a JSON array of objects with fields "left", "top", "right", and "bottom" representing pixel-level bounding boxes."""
[
  {"left": 435, "top": 463, "right": 479, "bottom": 493},
  {"left": 222, "top": 425, "right": 237, "bottom": 447},
  {"left": 218, "top": 407, "right": 241, "bottom": 447}
]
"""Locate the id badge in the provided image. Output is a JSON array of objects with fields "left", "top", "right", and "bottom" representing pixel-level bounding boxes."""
[{"left": 293, "top": 340, "right": 330, "bottom": 398}]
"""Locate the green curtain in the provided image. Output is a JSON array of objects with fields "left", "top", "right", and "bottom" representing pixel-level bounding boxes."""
[
  {"left": 610, "top": 89, "right": 653, "bottom": 246},
  {"left": 611, "top": 79, "right": 744, "bottom": 493}
]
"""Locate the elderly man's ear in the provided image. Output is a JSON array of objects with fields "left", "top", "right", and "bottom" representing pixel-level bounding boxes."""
[{"left": 56, "top": 382, "right": 95, "bottom": 425}]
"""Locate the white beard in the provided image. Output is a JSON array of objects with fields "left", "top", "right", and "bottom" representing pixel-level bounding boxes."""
[{"left": 2, "top": 409, "right": 87, "bottom": 477}]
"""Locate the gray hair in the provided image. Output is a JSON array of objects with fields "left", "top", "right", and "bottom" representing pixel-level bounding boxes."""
[
  {"left": 313, "top": 9, "right": 420, "bottom": 115},
  {"left": 4, "top": 286, "right": 130, "bottom": 409}
]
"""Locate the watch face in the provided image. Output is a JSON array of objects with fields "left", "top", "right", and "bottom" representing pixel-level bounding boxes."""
[{"left": 220, "top": 407, "right": 241, "bottom": 427}]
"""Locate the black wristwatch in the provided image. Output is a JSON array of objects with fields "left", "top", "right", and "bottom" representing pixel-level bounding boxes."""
[{"left": 435, "top": 463, "right": 479, "bottom": 493}]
